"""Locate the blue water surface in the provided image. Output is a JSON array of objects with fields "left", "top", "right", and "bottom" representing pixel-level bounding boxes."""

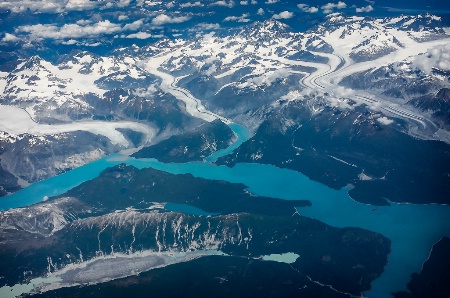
[{"left": 1, "top": 124, "right": 450, "bottom": 298}]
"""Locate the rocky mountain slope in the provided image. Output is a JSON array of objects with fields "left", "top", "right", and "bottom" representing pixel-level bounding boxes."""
[{"left": 217, "top": 98, "right": 450, "bottom": 205}]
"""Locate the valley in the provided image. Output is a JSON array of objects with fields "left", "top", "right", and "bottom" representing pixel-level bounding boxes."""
[{"left": 1, "top": 3, "right": 450, "bottom": 297}]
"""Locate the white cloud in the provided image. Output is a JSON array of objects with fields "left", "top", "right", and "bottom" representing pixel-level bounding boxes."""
[
  {"left": 0, "top": 0, "right": 135, "bottom": 14},
  {"left": 251, "top": 0, "right": 257, "bottom": 3},
  {"left": 204, "top": 64, "right": 218, "bottom": 76},
  {"left": 118, "top": 15, "right": 128, "bottom": 21},
  {"left": 210, "top": 0, "right": 235, "bottom": 7},
  {"left": 65, "top": 0, "right": 98, "bottom": 11},
  {"left": 151, "top": 14, "right": 191, "bottom": 25},
  {"left": 298, "top": 4, "right": 318, "bottom": 13},
  {"left": 306, "top": 7, "right": 318, "bottom": 13},
  {"left": 202, "top": 31, "right": 217, "bottom": 41},
  {"left": 368, "top": 101, "right": 382, "bottom": 112},
  {"left": 1, "top": 33, "right": 20, "bottom": 42},
  {"left": 320, "top": 86, "right": 356, "bottom": 110},
  {"left": 224, "top": 13, "right": 251, "bottom": 22},
  {"left": 377, "top": 116, "right": 394, "bottom": 125},
  {"left": 272, "top": 11, "right": 293, "bottom": 19},
  {"left": 123, "top": 19, "right": 144, "bottom": 31},
  {"left": 330, "top": 1, "right": 347, "bottom": 9},
  {"left": 280, "top": 90, "right": 303, "bottom": 102},
  {"left": 16, "top": 19, "right": 145, "bottom": 40},
  {"left": 411, "top": 44, "right": 450, "bottom": 74},
  {"left": 0, "top": 0, "right": 64, "bottom": 13},
  {"left": 356, "top": 5, "right": 373, "bottom": 12},
  {"left": 126, "top": 32, "right": 152, "bottom": 39},
  {"left": 180, "top": 1, "right": 203, "bottom": 7},
  {"left": 18, "top": 21, "right": 119, "bottom": 39},
  {"left": 240, "top": 0, "right": 248, "bottom": 4},
  {"left": 76, "top": 19, "right": 92, "bottom": 25},
  {"left": 116, "top": 0, "right": 131, "bottom": 8},
  {"left": 265, "top": 0, "right": 279, "bottom": 4},
  {"left": 257, "top": 7, "right": 264, "bottom": 15},
  {"left": 321, "top": 1, "right": 347, "bottom": 14},
  {"left": 333, "top": 86, "right": 355, "bottom": 98},
  {"left": 133, "top": 85, "right": 158, "bottom": 98},
  {"left": 102, "top": 1, "right": 114, "bottom": 9},
  {"left": 190, "top": 23, "right": 221, "bottom": 31},
  {"left": 300, "top": 4, "right": 318, "bottom": 13},
  {"left": 61, "top": 39, "right": 78, "bottom": 45},
  {"left": 84, "top": 42, "right": 101, "bottom": 47},
  {"left": 326, "top": 97, "right": 354, "bottom": 110}
]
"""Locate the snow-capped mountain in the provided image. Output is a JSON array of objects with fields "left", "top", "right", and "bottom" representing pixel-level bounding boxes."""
[
  {"left": 1, "top": 13, "right": 449, "bottom": 195},
  {"left": 0, "top": 50, "right": 199, "bottom": 192},
  {"left": 0, "top": 52, "right": 157, "bottom": 122},
  {"left": 383, "top": 14, "right": 446, "bottom": 40},
  {"left": 311, "top": 13, "right": 448, "bottom": 62},
  {"left": 340, "top": 45, "right": 450, "bottom": 127},
  {"left": 2, "top": 15, "right": 448, "bottom": 126}
]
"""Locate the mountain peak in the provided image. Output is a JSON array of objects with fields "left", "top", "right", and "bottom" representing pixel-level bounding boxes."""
[
  {"left": 16, "top": 55, "right": 45, "bottom": 72},
  {"left": 235, "top": 19, "right": 291, "bottom": 41},
  {"left": 254, "top": 19, "right": 290, "bottom": 33},
  {"left": 382, "top": 14, "right": 444, "bottom": 31}
]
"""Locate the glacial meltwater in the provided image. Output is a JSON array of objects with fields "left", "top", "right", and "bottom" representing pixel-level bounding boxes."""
[{"left": 1, "top": 124, "right": 450, "bottom": 298}]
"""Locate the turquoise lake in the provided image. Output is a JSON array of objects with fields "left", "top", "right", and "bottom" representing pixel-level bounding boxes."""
[{"left": 1, "top": 124, "right": 450, "bottom": 298}]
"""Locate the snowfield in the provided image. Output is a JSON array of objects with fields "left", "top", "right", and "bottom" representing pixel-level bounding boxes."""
[
  {"left": 325, "top": 37, "right": 450, "bottom": 85},
  {"left": 130, "top": 16, "right": 450, "bottom": 144},
  {"left": 1, "top": 15, "right": 449, "bottom": 146}
]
